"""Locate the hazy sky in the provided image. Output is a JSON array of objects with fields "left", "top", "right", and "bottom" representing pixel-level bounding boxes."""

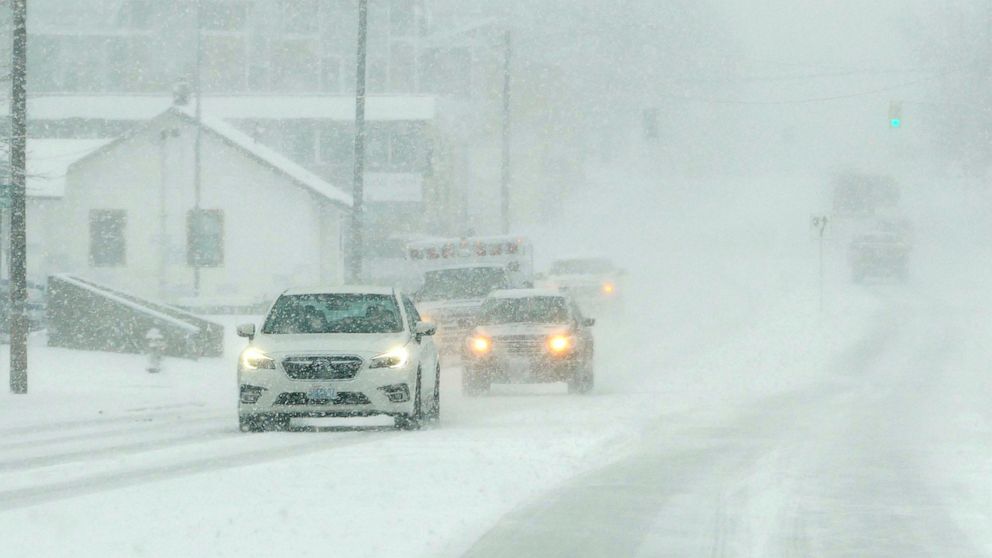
[{"left": 722, "top": 0, "right": 914, "bottom": 66}]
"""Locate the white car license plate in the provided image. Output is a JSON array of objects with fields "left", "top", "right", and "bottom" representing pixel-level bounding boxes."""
[{"left": 308, "top": 386, "right": 336, "bottom": 401}]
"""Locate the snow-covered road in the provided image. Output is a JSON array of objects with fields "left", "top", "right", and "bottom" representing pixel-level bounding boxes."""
[
  {"left": 464, "top": 291, "right": 992, "bottom": 557},
  {"left": 2, "top": 174, "right": 989, "bottom": 557}
]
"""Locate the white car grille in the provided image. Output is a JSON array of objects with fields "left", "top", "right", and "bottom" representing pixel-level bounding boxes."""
[{"left": 282, "top": 355, "right": 363, "bottom": 380}]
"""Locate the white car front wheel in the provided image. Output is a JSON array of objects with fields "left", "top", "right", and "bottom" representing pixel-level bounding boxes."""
[{"left": 395, "top": 367, "right": 424, "bottom": 430}]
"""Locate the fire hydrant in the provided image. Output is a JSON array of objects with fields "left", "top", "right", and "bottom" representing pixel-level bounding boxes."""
[{"left": 145, "top": 328, "right": 166, "bottom": 373}]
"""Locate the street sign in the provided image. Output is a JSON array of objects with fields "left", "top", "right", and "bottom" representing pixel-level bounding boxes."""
[
  {"left": 810, "top": 215, "right": 829, "bottom": 312},
  {"left": 809, "top": 215, "right": 829, "bottom": 239}
]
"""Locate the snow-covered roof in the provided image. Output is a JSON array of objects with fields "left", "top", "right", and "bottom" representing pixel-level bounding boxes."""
[
  {"left": 4, "top": 95, "right": 436, "bottom": 122},
  {"left": 173, "top": 109, "right": 352, "bottom": 207},
  {"left": 283, "top": 285, "right": 396, "bottom": 296},
  {"left": 27, "top": 138, "right": 112, "bottom": 198}
]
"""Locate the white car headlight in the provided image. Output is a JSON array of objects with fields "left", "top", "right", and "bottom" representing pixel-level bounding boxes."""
[
  {"left": 370, "top": 346, "right": 409, "bottom": 369},
  {"left": 240, "top": 347, "right": 275, "bottom": 370}
]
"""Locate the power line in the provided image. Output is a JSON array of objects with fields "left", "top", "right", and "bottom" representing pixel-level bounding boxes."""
[
  {"left": 654, "top": 69, "right": 966, "bottom": 106},
  {"left": 659, "top": 64, "right": 978, "bottom": 86}
]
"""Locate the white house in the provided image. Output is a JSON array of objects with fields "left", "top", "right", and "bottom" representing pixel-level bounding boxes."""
[{"left": 28, "top": 107, "right": 351, "bottom": 308}]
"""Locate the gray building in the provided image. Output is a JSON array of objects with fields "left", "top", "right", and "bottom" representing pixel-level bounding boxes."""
[
  {"left": 25, "top": 0, "right": 427, "bottom": 96},
  {"left": 0, "top": 0, "right": 464, "bottom": 277}
]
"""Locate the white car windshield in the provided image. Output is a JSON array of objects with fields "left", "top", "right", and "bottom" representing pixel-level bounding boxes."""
[{"left": 262, "top": 294, "right": 404, "bottom": 334}]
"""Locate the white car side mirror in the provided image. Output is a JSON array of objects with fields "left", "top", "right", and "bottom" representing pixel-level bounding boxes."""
[
  {"left": 237, "top": 323, "right": 256, "bottom": 341},
  {"left": 415, "top": 321, "right": 437, "bottom": 337}
]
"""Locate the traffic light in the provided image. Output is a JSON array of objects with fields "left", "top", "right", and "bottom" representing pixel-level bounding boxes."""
[
  {"left": 888, "top": 100, "right": 902, "bottom": 128},
  {"left": 642, "top": 108, "right": 659, "bottom": 140}
]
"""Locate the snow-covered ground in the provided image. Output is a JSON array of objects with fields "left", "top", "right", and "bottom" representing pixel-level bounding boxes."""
[{"left": 2, "top": 172, "right": 990, "bottom": 557}]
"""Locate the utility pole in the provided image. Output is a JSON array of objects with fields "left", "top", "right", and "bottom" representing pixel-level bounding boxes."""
[
  {"left": 191, "top": 0, "right": 203, "bottom": 295},
  {"left": 348, "top": 0, "right": 368, "bottom": 283},
  {"left": 9, "top": 0, "right": 27, "bottom": 394},
  {"left": 500, "top": 29, "right": 512, "bottom": 234}
]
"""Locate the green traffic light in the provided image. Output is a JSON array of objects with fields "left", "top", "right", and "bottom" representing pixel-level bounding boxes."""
[{"left": 890, "top": 118, "right": 901, "bottom": 128}]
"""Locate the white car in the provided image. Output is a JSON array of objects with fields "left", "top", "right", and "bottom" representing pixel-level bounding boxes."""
[{"left": 236, "top": 286, "right": 440, "bottom": 431}]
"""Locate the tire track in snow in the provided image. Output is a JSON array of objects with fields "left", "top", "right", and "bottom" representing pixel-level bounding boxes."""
[
  {"left": 0, "top": 430, "right": 397, "bottom": 511},
  {"left": 0, "top": 406, "right": 225, "bottom": 437},
  {"left": 782, "top": 309, "right": 985, "bottom": 557},
  {"left": 0, "top": 412, "right": 230, "bottom": 451},
  {"left": 0, "top": 425, "right": 235, "bottom": 473},
  {"left": 463, "top": 308, "right": 902, "bottom": 557}
]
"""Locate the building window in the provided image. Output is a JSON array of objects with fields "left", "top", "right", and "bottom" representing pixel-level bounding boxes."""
[
  {"left": 187, "top": 209, "right": 224, "bottom": 267},
  {"left": 321, "top": 56, "right": 341, "bottom": 93},
  {"left": 318, "top": 126, "right": 353, "bottom": 164},
  {"left": 389, "top": 0, "right": 417, "bottom": 37},
  {"left": 362, "top": 124, "right": 424, "bottom": 172},
  {"left": 389, "top": 41, "right": 415, "bottom": 92},
  {"left": 200, "top": 1, "right": 249, "bottom": 31},
  {"left": 366, "top": 126, "right": 389, "bottom": 171},
  {"left": 288, "top": 124, "right": 317, "bottom": 163},
  {"left": 273, "top": 38, "right": 320, "bottom": 91},
  {"left": 27, "top": 35, "right": 61, "bottom": 92},
  {"left": 202, "top": 35, "right": 247, "bottom": 91},
  {"left": 281, "top": 0, "right": 319, "bottom": 35},
  {"left": 90, "top": 210, "right": 126, "bottom": 267},
  {"left": 117, "top": 0, "right": 157, "bottom": 30},
  {"left": 367, "top": 56, "right": 388, "bottom": 93},
  {"left": 390, "top": 123, "right": 421, "bottom": 170},
  {"left": 62, "top": 36, "right": 107, "bottom": 92}
]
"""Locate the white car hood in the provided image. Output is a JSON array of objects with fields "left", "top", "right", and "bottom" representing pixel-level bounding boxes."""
[{"left": 251, "top": 333, "right": 409, "bottom": 355}]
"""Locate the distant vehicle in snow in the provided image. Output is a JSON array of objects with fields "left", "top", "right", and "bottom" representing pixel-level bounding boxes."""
[
  {"left": 461, "top": 289, "right": 595, "bottom": 395},
  {"left": 831, "top": 173, "right": 900, "bottom": 219},
  {"left": 365, "top": 233, "right": 440, "bottom": 291},
  {"left": 407, "top": 236, "right": 534, "bottom": 353},
  {"left": 538, "top": 256, "right": 624, "bottom": 317},
  {"left": 414, "top": 265, "right": 511, "bottom": 352},
  {"left": 847, "top": 231, "right": 911, "bottom": 283},
  {"left": 236, "top": 286, "right": 440, "bottom": 431}
]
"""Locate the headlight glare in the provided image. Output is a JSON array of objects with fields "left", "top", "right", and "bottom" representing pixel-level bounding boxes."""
[
  {"left": 240, "top": 347, "right": 275, "bottom": 370},
  {"left": 469, "top": 335, "right": 491, "bottom": 355},
  {"left": 370, "top": 346, "right": 409, "bottom": 369},
  {"left": 547, "top": 334, "right": 574, "bottom": 354}
]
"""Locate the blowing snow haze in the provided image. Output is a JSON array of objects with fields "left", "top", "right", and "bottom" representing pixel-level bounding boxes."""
[{"left": 1, "top": 1, "right": 991, "bottom": 557}]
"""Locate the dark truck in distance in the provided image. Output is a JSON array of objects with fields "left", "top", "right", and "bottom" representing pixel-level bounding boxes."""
[{"left": 848, "top": 231, "right": 911, "bottom": 283}]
